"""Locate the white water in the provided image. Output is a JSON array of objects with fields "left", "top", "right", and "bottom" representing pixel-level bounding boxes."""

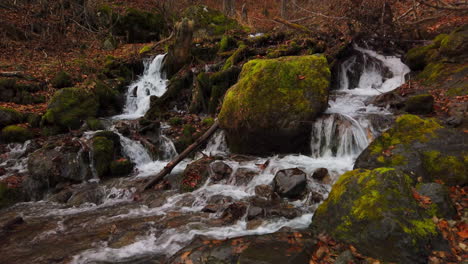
[
  {"left": 1, "top": 48, "right": 408, "bottom": 263},
  {"left": 115, "top": 54, "right": 168, "bottom": 120},
  {"left": 0, "top": 140, "right": 31, "bottom": 180}
]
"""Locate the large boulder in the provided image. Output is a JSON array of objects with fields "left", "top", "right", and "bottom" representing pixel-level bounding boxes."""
[
  {"left": 218, "top": 55, "right": 330, "bottom": 155},
  {"left": 355, "top": 114, "right": 467, "bottom": 186},
  {"left": 42, "top": 88, "right": 99, "bottom": 132},
  {"left": 311, "top": 168, "right": 443, "bottom": 263}
]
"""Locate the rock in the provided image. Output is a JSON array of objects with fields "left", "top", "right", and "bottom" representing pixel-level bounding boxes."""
[
  {"left": 110, "top": 159, "right": 134, "bottom": 177},
  {"left": 233, "top": 167, "right": 259, "bottom": 186},
  {"left": 51, "top": 71, "right": 73, "bottom": 88},
  {"left": 102, "top": 36, "right": 117, "bottom": 50},
  {"left": 273, "top": 168, "right": 307, "bottom": 199},
  {"left": 246, "top": 219, "right": 263, "bottom": 230},
  {"left": 355, "top": 115, "right": 468, "bottom": 186},
  {"left": 67, "top": 184, "right": 104, "bottom": 206},
  {"left": 1, "top": 125, "right": 33, "bottom": 143},
  {"left": 416, "top": 183, "right": 457, "bottom": 219},
  {"left": 169, "top": 231, "right": 317, "bottom": 264},
  {"left": 42, "top": 87, "right": 99, "bottom": 132},
  {"left": 218, "top": 55, "right": 330, "bottom": 155},
  {"left": 255, "top": 184, "right": 273, "bottom": 199},
  {"left": 112, "top": 8, "right": 165, "bottom": 43},
  {"left": 439, "top": 25, "right": 468, "bottom": 59},
  {"left": 335, "top": 250, "right": 355, "bottom": 264},
  {"left": 162, "top": 19, "right": 194, "bottom": 79},
  {"left": 0, "top": 107, "right": 23, "bottom": 127},
  {"left": 247, "top": 206, "right": 264, "bottom": 220},
  {"left": 221, "top": 202, "right": 247, "bottom": 224},
  {"left": 0, "top": 182, "right": 22, "bottom": 209},
  {"left": 1, "top": 216, "right": 24, "bottom": 231},
  {"left": 25, "top": 137, "right": 92, "bottom": 200},
  {"left": 183, "top": 5, "right": 241, "bottom": 39},
  {"left": 210, "top": 161, "right": 232, "bottom": 181},
  {"left": 92, "top": 136, "right": 115, "bottom": 178},
  {"left": 311, "top": 168, "right": 443, "bottom": 263},
  {"left": 312, "top": 168, "right": 329, "bottom": 181},
  {"left": 403, "top": 94, "right": 434, "bottom": 114},
  {"left": 180, "top": 157, "right": 214, "bottom": 192}
]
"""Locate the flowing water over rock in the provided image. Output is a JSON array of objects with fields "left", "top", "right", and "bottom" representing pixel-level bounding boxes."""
[{"left": 0, "top": 47, "right": 409, "bottom": 264}]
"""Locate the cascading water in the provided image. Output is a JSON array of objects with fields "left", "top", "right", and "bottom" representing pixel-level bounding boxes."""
[
  {"left": 116, "top": 54, "right": 168, "bottom": 120},
  {"left": 1, "top": 47, "right": 410, "bottom": 264}
]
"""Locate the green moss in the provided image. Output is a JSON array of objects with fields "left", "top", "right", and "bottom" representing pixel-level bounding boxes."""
[
  {"left": 440, "top": 26, "right": 467, "bottom": 57},
  {"left": 219, "top": 55, "right": 330, "bottom": 131},
  {"left": 86, "top": 118, "right": 104, "bottom": 131},
  {"left": 422, "top": 150, "right": 466, "bottom": 184},
  {"left": 114, "top": 8, "right": 165, "bottom": 43},
  {"left": 1, "top": 125, "right": 32, "bottom": 143},
  {"left": 92, "top": 136, "right": 115, "bottom": 177},
  {"left": 184, "top": 5, "right": 241, "bottom": 36},
  {"left": 219, "top": 35, "right": 237, "bottom": 52},
  {"left": 168, "top": 117, "right": 183, "bottom": 126},
  {"left": 369, "top": 115, "right": 442, "bottom": 156},
  {"left": 266, "top": 41, "right": 301, "bottom": 59},
  {"left": 110, "top": 159, "right": 134, "bottom": 177},
  {"left": 51, "top": 71, "right": 73, "bottom": 88},
  {"left": 402, "top": 219, "right": 437, "bottom": 237},
  {"left": 222, "top": 44, "right": 248, "bottom": 70},
  {"left": 0, "top": 107, "right": 23, "bottom": 126},
  {"left": 447, "top": 85, "right": 468, "bottom": 96},
  {"left": 139, "top": 45, "right": 152, "bottom": 54},
  {"left": 42, "top": 88, "right": 99, "bottom": 132},
  {"left": 202, "top": 117, "right": 214, "bottom": 126}
]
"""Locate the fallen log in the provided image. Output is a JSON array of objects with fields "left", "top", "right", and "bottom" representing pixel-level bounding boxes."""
[
  {"left": 273, "top": 17, "right": 313, "bottom": 34},
  {"left": 139, "top": 120, "right": 220, "bottom": 192}
]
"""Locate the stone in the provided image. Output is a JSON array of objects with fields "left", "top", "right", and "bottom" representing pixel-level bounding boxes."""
[
  {"left": 254, "top": 184, "right": 273, "bottom": 199},
  {"left": 416, "top": 183, "right": 457, "bottom": 219},
  {"left": 210, "top": 161, "right": 233, "bottom": 181},
  {"left": 273, "top": 168, "right": 307, "bottom": 199},
  {"left": 312, "top": 168, "right": 329, "bottom": 181},
  {"left": 234, "top": 167, "right": 258, "bottom": 186}
]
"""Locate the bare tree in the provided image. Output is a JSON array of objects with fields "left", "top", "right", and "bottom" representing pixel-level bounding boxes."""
[{"left": 223, "top": 0, "right": 235, "bottom": 16}]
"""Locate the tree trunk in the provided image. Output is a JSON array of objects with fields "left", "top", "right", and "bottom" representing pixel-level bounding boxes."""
[
  {"left": 162, "top": 18, "right": 194, "bottom": 79},
  {"left": 281, "top": 0, "right": 288, "bottom": 19}
]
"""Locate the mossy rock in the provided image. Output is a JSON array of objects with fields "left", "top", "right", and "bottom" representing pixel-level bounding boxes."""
[
  {"left": 416, "top": 183, "right": 456, "bottom": 219},
  {"left": 439, "top": 25, "right": 468, "bottom": 58},
  {"left": 311, "top": 168, "right": 442, "bottom": 263},
  {"left": 218, "top": 55, "right": 330, "bottom": 155},
  {"left": 1, "top": 125, "right": 33, "bottom": 143},
  {"left": 42, "top": 88, "right": 99, "bottom": 132},
  {"left": 183, "top": 5, "right": 241, "bottom": 38},
  {"left": 114, "top": 8, "right": 165, "bottom": 43},
  {"left": 403, "top": 93, "right": 434, "bottom": 114},
  {"left": 222, "top": 44, "right": 249, "bottom": 70},
  {"left": 355, "top": 115, "right": 468, "bottom": 185},
  {"left": 0, "top": 183, "right": 22, "bottom": 209},
  {"left": 174, "top": 124, "right": 197, "bottom": 153},
  {"left": 93, "top": 80, "right": 122, "bottom": 116},
  {"left": 266, "top": 41, "right": 301, "bottom": 59},
  {"left": 92, "top": 136, "right": 115, "bottom": 178},
  {"left": 405, "top": 45, "right": 437, "bottom": 71},
  {"left": 51, "top": 71, "right": 73, "bottom": 88},
  {"left": 26, "top": 113, "right": 42, "bottom": 128},
  {"left": 218, "top": 35, "right": 237, "bottom": 52},
  {"left": 110, "top": 159, "right": 134, "bottom": 177},
  {"left": 0, "top": 107, "right": 23, "bottom": 127},
  {"left": 86, "top": 118, "right": 104, "bottom": 131}
]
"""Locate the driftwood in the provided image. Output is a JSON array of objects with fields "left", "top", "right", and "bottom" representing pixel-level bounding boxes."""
[{"left": 139, "top": 120, "right": 220, "bottom": 192}]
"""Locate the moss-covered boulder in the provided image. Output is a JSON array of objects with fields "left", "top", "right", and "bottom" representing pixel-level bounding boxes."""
[
  {"left": 93, "top": 80, "right": 122, "bottom": 116},
  {"left": 51, "top": 71, "right": 73, "bottom": 88},
  {"left": 402, "top": 93, "right": 434, "bottom": 114},
  {"left": 355, "top": 115, "right": 467, "bottom": 185},
  {"left": 1, "top": 125, "right": 33, "bottom": 143},
  {"left": 218, "top": 55, "right": 330, "bottom": 155},
  {"left": 110, "top": 159, "right": 134, "bottom": 177},
  {"left": 183, "top": 5, "right": 241, "bottom": 38},
  {"left": 92, "top": 136, "right": 115, "bottom": 178},
  {"left": 114, "top": 8, "right": 165, "bottom": 43},
  {"left": 222, "top": 43, "right": 250, "bottom": 70},
  {"left": 0, "top": 107, "right": 23, "bottom": 127},
  {"left": 311, "top": 168, "right": 443, "bottom": 263},
  {"left": 42, "top": 88, "right": 99, "bottom": 132},
  {"left": 439, "top": 25, "right": 468, "bottom": 58}
]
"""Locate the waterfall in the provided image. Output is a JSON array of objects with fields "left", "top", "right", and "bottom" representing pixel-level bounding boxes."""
[{"left": 115, "top": 54, "right": 168, "bottom": 120}]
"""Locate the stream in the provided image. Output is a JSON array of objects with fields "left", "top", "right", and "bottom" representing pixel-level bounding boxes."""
[{"left": 0, "top": 46, "right": 409, "bottom": 264}]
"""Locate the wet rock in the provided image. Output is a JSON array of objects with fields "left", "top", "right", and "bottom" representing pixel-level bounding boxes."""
[
  {"left": 254, "top": 184, "right": 273, "bottom": 199},
  {"left": 310, "top": 191, "right": 324, "bottom": 204},
  {"left": 169, "top": 231, "right": 317, "bottom": 264},
  {"left": 1, "top": 216, "right": 24, "bottom": 231},
  {"left": 335, "top": 250, "right": 355, "bottom": 264},
  {"left": 218, "top": 55, "right": 330, "bottom": 155},
  {"left": 246, "top": 219, "right": 263, "bottom": 230},
  {"left": 180, "top": 157, "right": 214, "bottom": 192},
  {"left": 269, "top": 207, "right": 300, "bottom": 219},
  {"left": 210, "top": 161, "right": 232, "bottom": 181},
  {"left": 221, "top": 202, "right": 247, "bottom": 224},
  {"left": 312, "top": 168, "right": 329, "bottom": 182},
  {"left": 247, "top": 206, "right": 264, "bottom": 220},
  {"left": 49, "top": 189, "right": 73, "bottom": 204},
  {"left": 311, "top": 168, "right": 443, "bottom": 263},
  {"left": 273, "top": 168, "right": 307, "bottom": 199},
  {"left": 25, "top": 138, "right": 93, "bottom": 200},
  {"left": 0, "top": 107, "right": 23, "bottom": 127},
  {"left": 416, "top": 183, "right": 457, "bottom": 219},
  {"left": 202, "top": 195, "right": 234, "bottom": 213},
  {"left": 67, "top": 184, "right": 104, "bottom": 206},
  {"left": 355, "top": 115, "right": 468, "bottom": 186},
  {"left": 1, "top": 125, "right": 33, "bottom": 143},
  {"left": 234, "top": 167, "right": 258, "bottom": 186}
]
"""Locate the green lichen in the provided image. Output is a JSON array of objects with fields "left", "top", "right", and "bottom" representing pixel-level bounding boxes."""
[
  {"left": 369, "top": 115, "right": 442, "bottom": 156},
  {"left": 1, "top": 125, "right": 32, "bottom": 143}
]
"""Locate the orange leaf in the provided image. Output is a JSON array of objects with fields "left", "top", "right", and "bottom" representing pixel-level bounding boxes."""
[{"left": 457, "top": 229, "right": 468, "bottom": 239}]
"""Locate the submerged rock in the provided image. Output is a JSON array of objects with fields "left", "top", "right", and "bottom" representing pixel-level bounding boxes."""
[
  {"left": 273, "top": 168, "right": 307, "bottom": 199},
  {"left": 311, "top": 168, "right": 443, "bottom": 263},
  {"left": 355, "top": 114, "right": 467, "bottom": 186},
  {"left": 210, "top": 160, "right": 232, "bottom": 181},
  {"left": 218, "top": 55, "right": 330, "bottom": 155}
]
